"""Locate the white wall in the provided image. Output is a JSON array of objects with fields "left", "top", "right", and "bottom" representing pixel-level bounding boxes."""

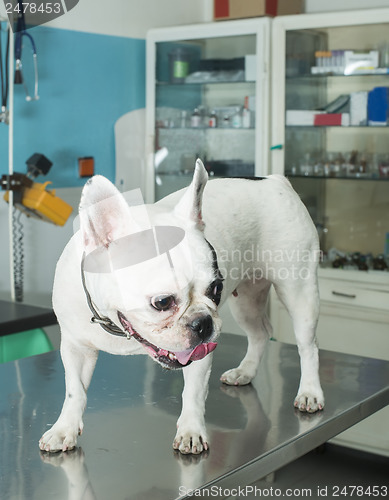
[
  {"left": 45, "top": 0, "right": 210, "bottom": 37},
  {"left": 200, "top": 0, "right": 389, "bottom": 17}
]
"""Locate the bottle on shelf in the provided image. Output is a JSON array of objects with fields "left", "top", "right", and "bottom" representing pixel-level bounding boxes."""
[
  {"left": 208, "top": 109, "right": 218, "bottom": 128},
  {"left": 221, "top": 115, "right": 230, "bottom": 128},
  {"left": 231, "top": 107, "right": 242, "bottom": 128},
  {"left": 299, "top": 153, "right": 313, "bottom": 176},
  {"left": 190, "top": 108, "right": 201, "bottom": 128},
  {"left": 180, "top": 110, "right": 188, "bottom": 128},
  {"left": 242, "top": 96, "right": 251, "bottom": 128}
]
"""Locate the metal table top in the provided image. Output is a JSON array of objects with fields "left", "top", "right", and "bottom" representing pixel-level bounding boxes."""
[
  {"left": 0, "top": 300, "right": 57, "bottom": 337},
  {"left": 1, "top": 334, "right": 388, "bottom": 500}
]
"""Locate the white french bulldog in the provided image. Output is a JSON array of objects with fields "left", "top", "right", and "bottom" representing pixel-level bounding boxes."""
[{"left": 39, "top": 159, "right": 324, "bottom": 455}]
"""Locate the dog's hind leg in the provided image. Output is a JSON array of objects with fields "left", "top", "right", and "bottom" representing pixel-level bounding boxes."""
[
  {"left": 274, "top": 278, "right": 324, "bottom": 413},
  {"left": 39, "top": 339, "right": 98, "bottom": 452},
  {"left": 221, "top": 279, "right": 272, "bottom": 386}
]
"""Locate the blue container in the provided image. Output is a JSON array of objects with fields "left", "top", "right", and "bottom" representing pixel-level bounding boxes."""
[{"left": 368, "top": 86, "right": 389, "bottom": 125}]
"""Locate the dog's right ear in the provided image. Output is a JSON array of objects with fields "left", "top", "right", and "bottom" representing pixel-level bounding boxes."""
[
  {"left": 174, "top": 159, "right": 208, "bottom": 229},
  {"left": 79, "top": 176, "right": 132, "bottom": 252}
]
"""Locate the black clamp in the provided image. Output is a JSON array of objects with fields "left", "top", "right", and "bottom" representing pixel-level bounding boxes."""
[{"left": 0, "top": 173, "right": 33, "bottom": 192}]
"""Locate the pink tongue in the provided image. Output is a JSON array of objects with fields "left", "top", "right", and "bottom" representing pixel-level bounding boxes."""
[{"left": 175, "top": 342, "right": 217, "bottom": 366}]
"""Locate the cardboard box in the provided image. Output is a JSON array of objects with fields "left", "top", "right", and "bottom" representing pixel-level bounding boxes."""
[
  {"left": 350, "top": 91, "right": 368, "bottom": 126},
  {"left": 245, "top": 55, "right": 257, "bottom": 81},
  {"left": 286, "top": 110, "right": 324, "bottom": 126},
  {"left": 214, "top": 0, "right": 303, "bottom": 20},
  {"left": 314, "top": 113, "right": 350, "bottom": 127}
]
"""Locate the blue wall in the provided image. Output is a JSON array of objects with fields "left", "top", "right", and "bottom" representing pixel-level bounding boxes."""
[{"left": 0, "top": 26, "right": 145, "bottom": 187}]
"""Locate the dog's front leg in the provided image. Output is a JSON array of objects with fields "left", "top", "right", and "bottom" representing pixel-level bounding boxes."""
[
  {"left": 173, "top": 354, "right": 213, "bottom": 454},
  {"left": 39, "top": 339, "right": 98, "bottom": 452}
]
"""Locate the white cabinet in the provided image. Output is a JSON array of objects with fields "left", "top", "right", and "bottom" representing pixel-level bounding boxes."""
[
  {"left": 145, "top": 19, "right": 271, "bottom": 203},
  {"left": 270, "top": 269, "right": 389, "bottom": 456},
  {"left": 270, "top": 9, "right": 389, "bottom": 456}
]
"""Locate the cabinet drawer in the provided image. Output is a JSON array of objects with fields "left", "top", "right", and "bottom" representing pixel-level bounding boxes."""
[{"left": 320, "top": 280, "right": 389, "bottom": 311}]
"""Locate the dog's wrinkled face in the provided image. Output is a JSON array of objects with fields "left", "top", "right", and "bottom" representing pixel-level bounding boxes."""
[{"left": 79, "top": 160, "right": 223, "bottom": 369}]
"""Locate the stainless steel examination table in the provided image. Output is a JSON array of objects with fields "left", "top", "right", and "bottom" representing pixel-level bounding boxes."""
[{"left": 1, "top": 334, "right": 388, "bottom": 499}]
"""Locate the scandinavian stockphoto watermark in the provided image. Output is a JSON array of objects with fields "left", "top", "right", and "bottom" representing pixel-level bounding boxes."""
[
  {"left": 206, "top": 245, "right": 323, "bottom": 283},
  {"left": 2, "top": 0, "right": 79, "bottom": 30}
]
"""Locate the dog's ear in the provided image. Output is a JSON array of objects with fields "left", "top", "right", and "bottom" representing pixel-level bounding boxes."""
[
  {"left": 174, "top": 159, "right": 208, "bottom": 229},
  {"left": 79, "top": 175, "right": 132, "bottom": 251}
]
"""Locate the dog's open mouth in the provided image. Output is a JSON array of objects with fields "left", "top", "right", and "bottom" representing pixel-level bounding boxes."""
[{"left": 117, "top": 311, "right": 217, "bottom": 369}]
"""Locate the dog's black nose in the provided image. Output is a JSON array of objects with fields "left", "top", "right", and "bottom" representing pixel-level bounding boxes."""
[{"left": 188, "top": 315, "right": 213, "bottom": 341}]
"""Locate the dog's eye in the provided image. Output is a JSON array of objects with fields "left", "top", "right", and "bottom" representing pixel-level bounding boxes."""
[
  {"left": 209, "top": 280, "right": 223, "bottom": 305},
  {"left": 213, "top": 282, "right": 223, "bottom": 297},
  {"left": 151, "top": 295, "right": 175, "bottom": 311}
]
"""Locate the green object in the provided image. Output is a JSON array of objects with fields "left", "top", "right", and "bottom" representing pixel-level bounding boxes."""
[
  {"left": 0, "top": 328, "right": 53, "bottom": 363},
  {"left": 173, "top": 60, "right": 189, "bottom": 78}
]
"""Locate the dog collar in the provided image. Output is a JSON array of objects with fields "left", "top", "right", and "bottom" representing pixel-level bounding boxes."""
[{"left": 80, "top": 254, "right": 129, "bottom": 339}]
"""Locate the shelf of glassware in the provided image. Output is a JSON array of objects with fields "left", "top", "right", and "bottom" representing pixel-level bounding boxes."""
[
  {"left": 284, "top": 123, "right": 389, "bottom": 179},
  {"left": 284, "top": 67, "right": 389, "bottom": 174},
  {"left": 155, "top": 79, "right": 257, "bottom": 200},
  {"left": 155, "top": 79, "right": 256, "bottom": 128},
  {"left": 154, "top": 127, "right": 255, "bottom": 201}
]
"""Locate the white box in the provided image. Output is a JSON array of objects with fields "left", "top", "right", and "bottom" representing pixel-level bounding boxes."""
[
  {"left": 350, "top": 91, "right": 368, "bottom": 126},
  {"left": 286, "top": 110, "right": 324, "bottom": 126},
  {"left": 344, "top": 50, "right": 379, "bottom": 74},
  {"left": 248, "top": 95, "right": 256, "bottom": 111},
  {"left": 245, "top": 55, "right": 257, "bottom": 81}
]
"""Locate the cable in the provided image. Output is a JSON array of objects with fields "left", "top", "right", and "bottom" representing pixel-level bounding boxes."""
[
  {"left": 0, "top": 22, "right": 9, "bottom": 109},
  {"left": 12, "top": 207, "right": 24, "bottom": 302}
]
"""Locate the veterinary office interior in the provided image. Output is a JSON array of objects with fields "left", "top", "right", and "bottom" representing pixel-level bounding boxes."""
[{"left": 0, "top": 0, "right": 388, "bottom": 496}]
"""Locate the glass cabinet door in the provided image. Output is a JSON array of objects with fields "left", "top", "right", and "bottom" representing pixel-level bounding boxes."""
[
  {"left": 272, "top": 11, "right": 389, "bottom": 271},
  {"left": 146, "top": 20, "right": 270, "bottom": 202}
]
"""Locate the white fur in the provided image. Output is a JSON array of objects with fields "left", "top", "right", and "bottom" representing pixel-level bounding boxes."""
[{"left": 39, "top": 160, "right": 324, "bottom": 455}]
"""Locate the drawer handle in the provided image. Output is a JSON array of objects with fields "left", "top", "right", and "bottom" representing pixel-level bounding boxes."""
[{"left": 332, "top": 291, "right": 356, "bottom": 299}]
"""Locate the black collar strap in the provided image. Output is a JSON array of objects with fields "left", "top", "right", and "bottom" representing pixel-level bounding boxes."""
[{"left": 80, "top": 254, "right": 129, "bottom": 339}]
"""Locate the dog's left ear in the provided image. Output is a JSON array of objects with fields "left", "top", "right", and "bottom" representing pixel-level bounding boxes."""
[{"left": 174, "top": 159, "right": 208, "bottom": 229}]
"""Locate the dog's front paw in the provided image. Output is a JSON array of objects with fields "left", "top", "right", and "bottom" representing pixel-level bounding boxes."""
[
  {"left": 173, "top": 424, "right": 209, "bottom": 455},
  {"left": 39, "top": 422, "right": 82, "bottom": 452},
  {"left": 220, "top": 367, "right": 254, "bottom": 386},
  {"left": 294, "top": 391, "right": 324, "bottom": 413}
]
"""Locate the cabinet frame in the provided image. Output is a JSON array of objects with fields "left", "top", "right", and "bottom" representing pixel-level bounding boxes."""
[
  {"left": 146, "top": 18, "right": 271, "bottom": 203},
  {"left": 270, "top": 9, "right": 389, "bottom": 456}
]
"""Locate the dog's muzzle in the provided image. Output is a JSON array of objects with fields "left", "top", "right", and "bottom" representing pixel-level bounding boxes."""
[
  {"left": 117, "top": 311, "right": 217, "bottom": 369},
  {"left": 81, "top": 254, "right": 217, "bottom": 369}
]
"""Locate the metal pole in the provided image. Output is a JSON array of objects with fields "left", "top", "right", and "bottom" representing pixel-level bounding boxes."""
[{"left": 8, "top": 19, "right": 15, "bottom": 301}]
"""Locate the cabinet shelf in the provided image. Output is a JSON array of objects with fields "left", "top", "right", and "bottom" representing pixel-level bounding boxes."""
[
  {"left": 286, "top": 174, "right": 389, "bottom": 181},
  {"left": 157, "top": 126, "right": 255, "bottom": 131},
  {"left": 287, "top": 70, "right": 389, "bottom": 80},
  {"left": 156, "top": 80, "right": 256, "bottom": 87},
  {"left": 286, "top": 125, "right": 389, "bottom": 129}
]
